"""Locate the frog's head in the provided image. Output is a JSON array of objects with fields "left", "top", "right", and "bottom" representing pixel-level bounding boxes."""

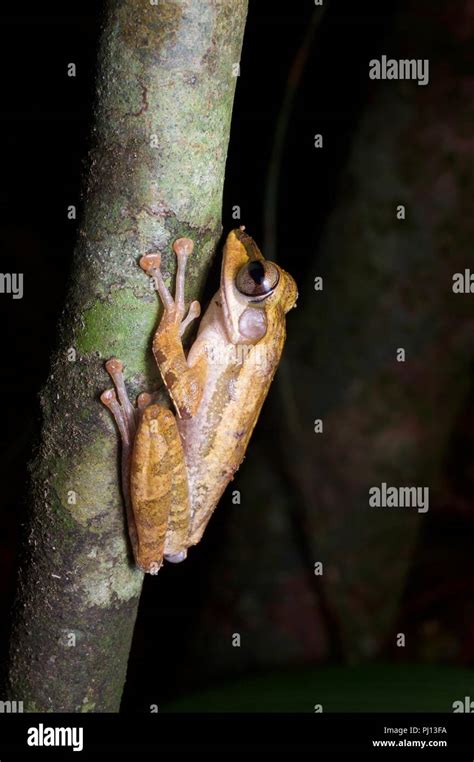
[{"left": 221, "top": 227, "right": 297, "bottom": 344}]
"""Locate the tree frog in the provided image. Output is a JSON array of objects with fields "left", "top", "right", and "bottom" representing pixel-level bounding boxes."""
[{"left": 101, "top": 227, "right": 297, "bottom": 574}]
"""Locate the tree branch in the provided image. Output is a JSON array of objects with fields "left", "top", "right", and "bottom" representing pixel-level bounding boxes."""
[{"left": 5, "top": 0, "right": 248, "bottom": 712}]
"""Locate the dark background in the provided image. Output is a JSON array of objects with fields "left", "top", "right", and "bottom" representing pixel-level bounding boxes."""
[{"left": 0, "top": 0, "right": 473, "bottom": 712}]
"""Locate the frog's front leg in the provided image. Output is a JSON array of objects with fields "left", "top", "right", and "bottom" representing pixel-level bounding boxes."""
[{"left": 140, "top": 238, "right": 205, "bottom": 420}]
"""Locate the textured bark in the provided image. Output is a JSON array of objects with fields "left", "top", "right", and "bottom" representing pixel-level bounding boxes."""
[{"left": 5, "top": 0, "right": 248, "bottom": 712}]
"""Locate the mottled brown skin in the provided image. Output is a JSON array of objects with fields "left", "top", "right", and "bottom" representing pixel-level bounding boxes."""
[
  {"left": 101, "top": 229, "right": 297, "bottom": 573},
  {"left": 130, "top": 406, "right": 190, "bottom": 572}
]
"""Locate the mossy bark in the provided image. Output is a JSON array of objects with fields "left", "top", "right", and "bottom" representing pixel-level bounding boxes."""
[{"left": 5, "top": 0, "right": 248, "bottom": 712}]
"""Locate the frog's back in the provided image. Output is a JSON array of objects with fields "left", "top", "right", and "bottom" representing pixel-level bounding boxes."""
[{"left": 179, "top": 314, "right": 286, "bottom": 546}]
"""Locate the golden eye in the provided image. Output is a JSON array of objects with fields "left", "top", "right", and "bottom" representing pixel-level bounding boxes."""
[{"left": 236, "top": 260, "right": 279, "bottom": 297}]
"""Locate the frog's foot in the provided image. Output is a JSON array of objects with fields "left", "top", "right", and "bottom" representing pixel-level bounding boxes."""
[
  {"left": 100, "top": 358, "right": 137, "bottom": 443},
  {"left": 139, "top": 238, "right": 200, "bottom": 333},
  {"left": 148, "top": 561, "right": 162, "bottom": 575}
]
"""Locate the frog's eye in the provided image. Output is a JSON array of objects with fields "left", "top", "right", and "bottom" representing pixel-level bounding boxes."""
[{"left": 236, "top": 260, "right": 279, "bottom": 297}]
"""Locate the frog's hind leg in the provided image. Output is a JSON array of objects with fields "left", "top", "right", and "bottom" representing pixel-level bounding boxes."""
[
  {"left": 101, "top": 358, "right": 139, "bottom": 562},
  {"left": 130, "top": 404, "right": 190, "bottom": 572},
  {"left": 101, "top": 358, "right": 190, "bottom": 573}
]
